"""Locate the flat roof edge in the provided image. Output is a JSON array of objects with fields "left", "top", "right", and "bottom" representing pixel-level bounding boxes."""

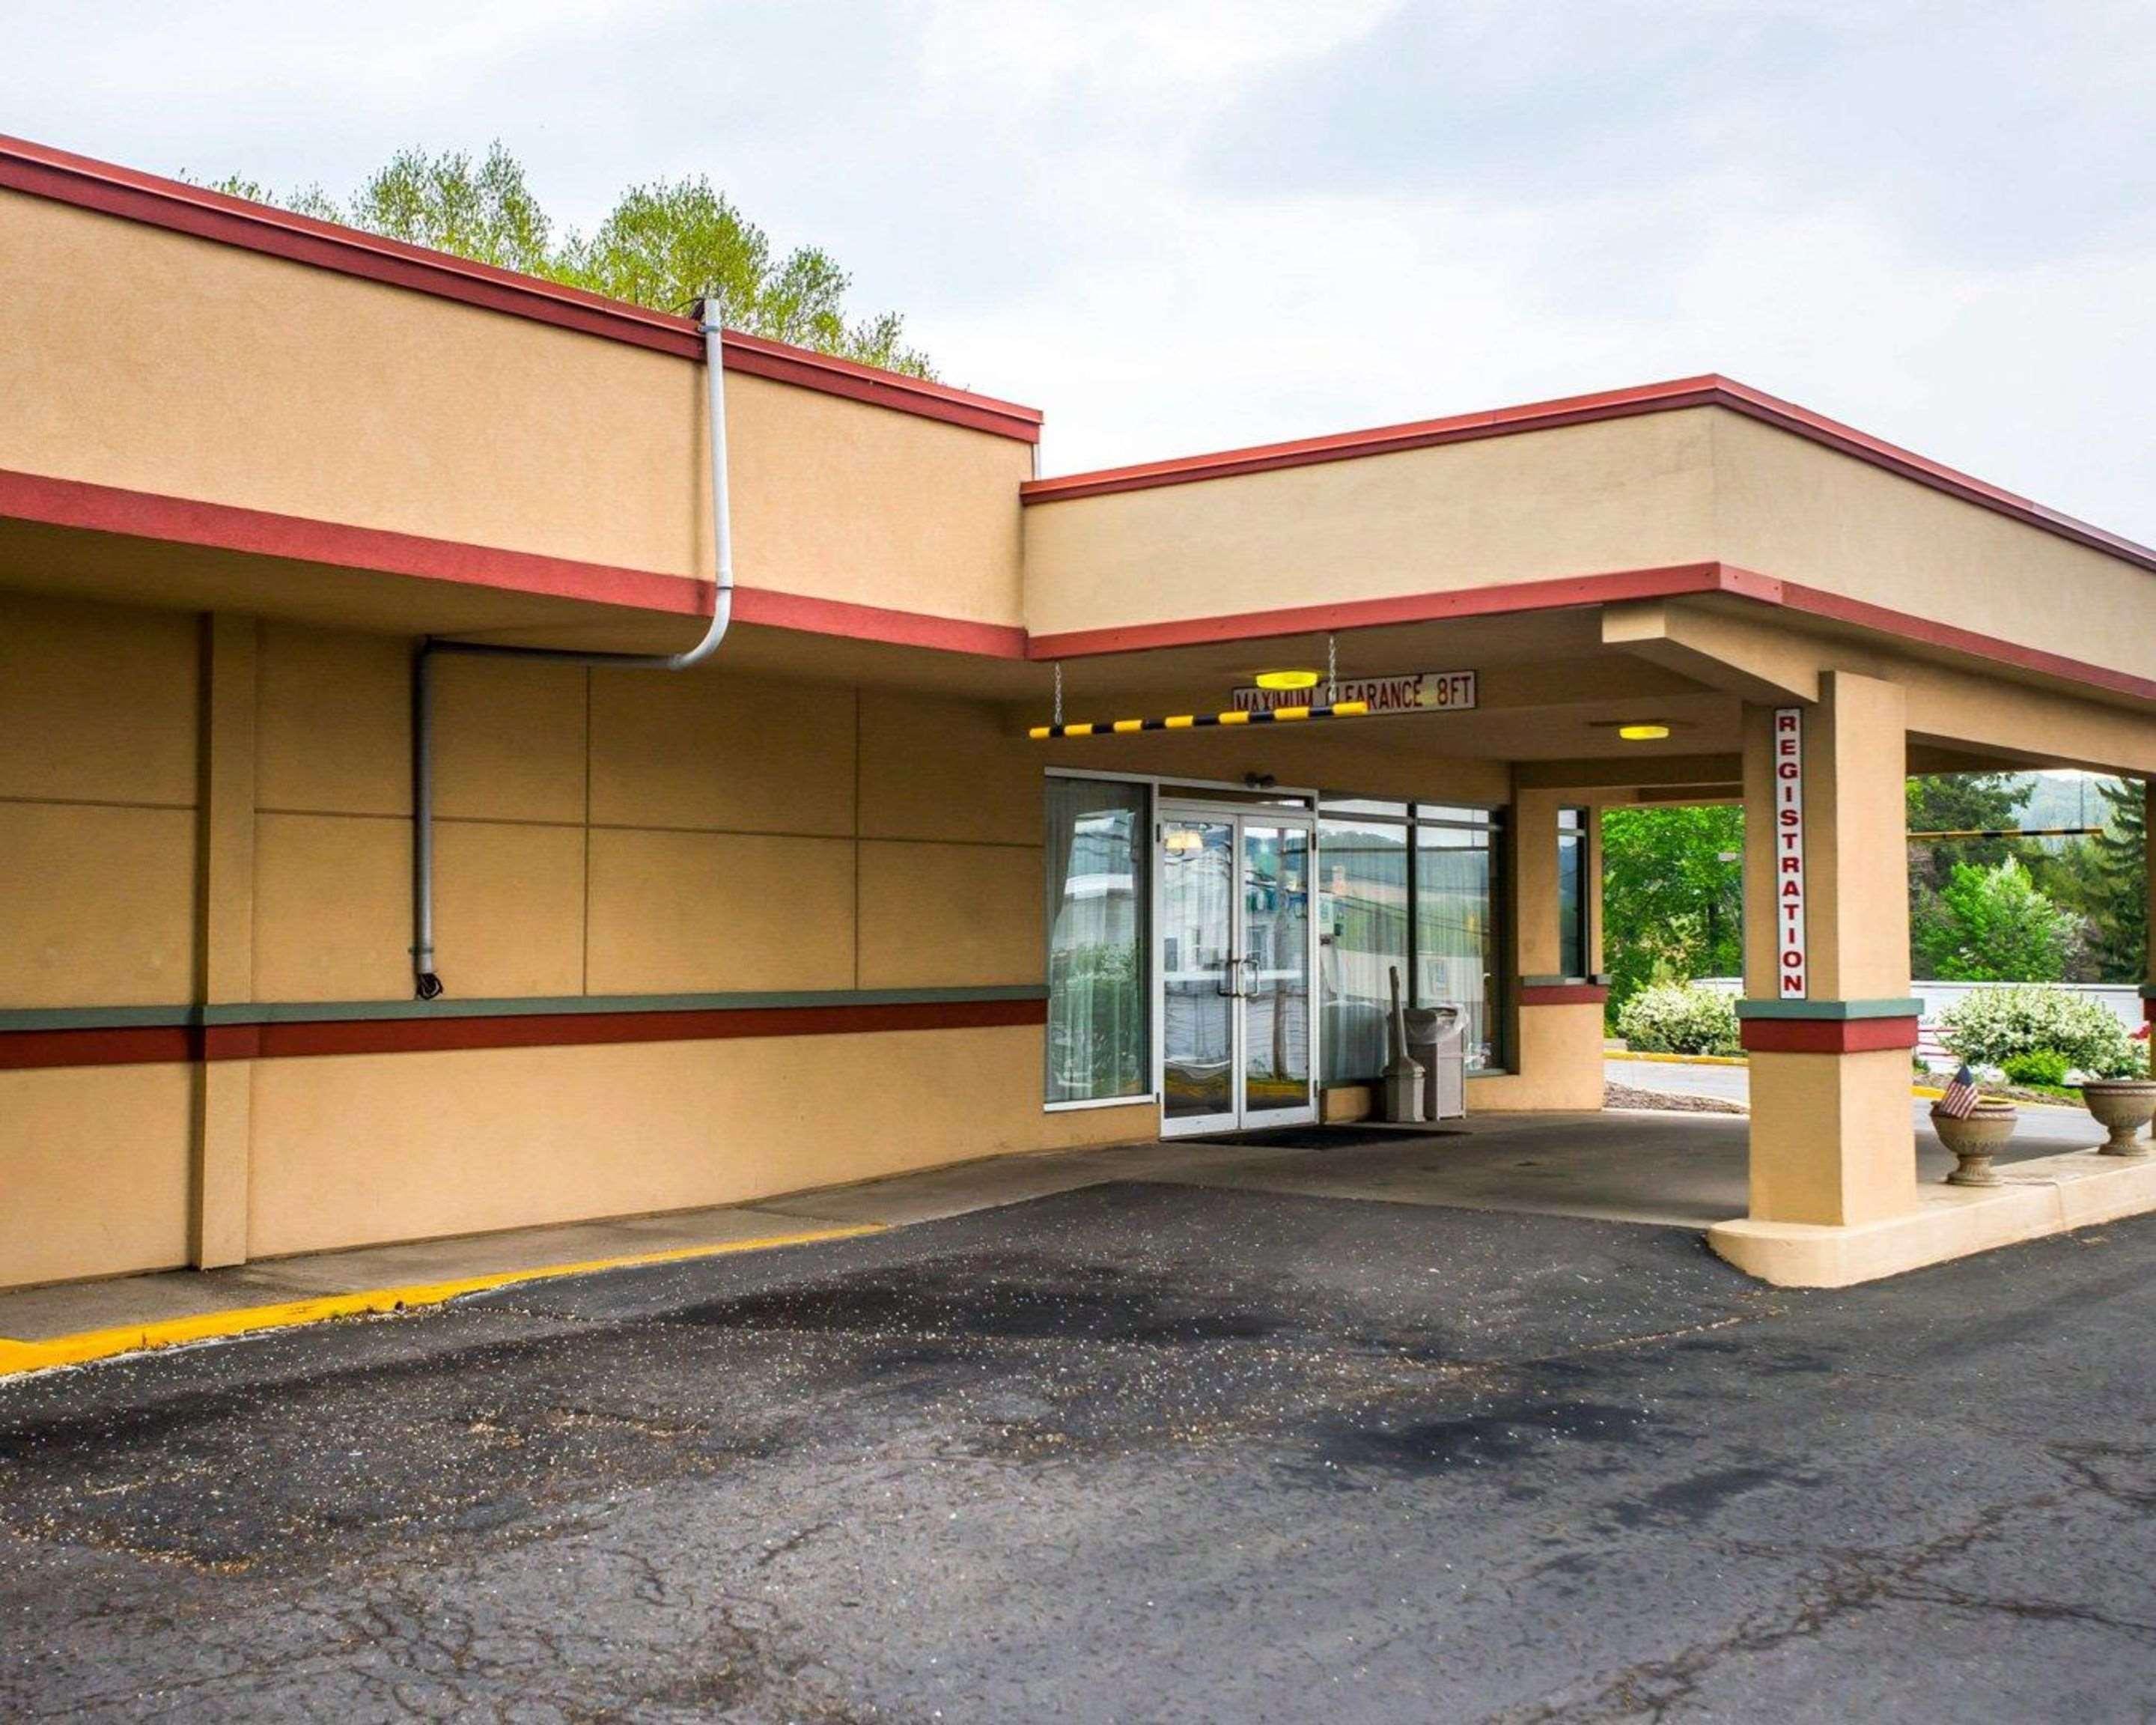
[
  {"left": 1022, "top": 375, "right": 2156, "bottom": 579},
  {"left": 0, "top": 133, "right": 1044, "bottom": 444}
]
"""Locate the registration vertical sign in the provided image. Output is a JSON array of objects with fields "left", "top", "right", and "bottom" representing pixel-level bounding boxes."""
[{"left": 1773, "top": 708, "right": 1807, "bottom": 998}]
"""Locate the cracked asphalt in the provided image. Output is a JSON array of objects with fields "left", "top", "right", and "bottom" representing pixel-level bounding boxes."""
[{"left": 1, "top": 1181, "right": 2151, "bottom": 1722}]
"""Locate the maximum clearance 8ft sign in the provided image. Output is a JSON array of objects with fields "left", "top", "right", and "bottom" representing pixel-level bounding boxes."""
[{"left": 1773, "top": 707, "right": 1808, "bottom": 998}]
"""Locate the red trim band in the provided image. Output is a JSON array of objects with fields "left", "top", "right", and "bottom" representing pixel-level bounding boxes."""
[
  {"left": 1020, "top": 374, "right": 2156, "bottom": 580},
  {"left": 1520, "top": 983, "right": 1610, "bottom": 1007},
  {"left": 0, "top": 996, "right": 1047, "bottom": 1071},
  {"left": 4, "top": 468, "right": 2149, "bottom": 699},
  {"left": 1740, "top": 1016, "right": 1920, "bottom": 1054},
  {"left": 0, "top": 133, "right": 1041, "bottom": 444},
  {"left": 0, "top": 468, "right": 1027, "bottom": 658}
]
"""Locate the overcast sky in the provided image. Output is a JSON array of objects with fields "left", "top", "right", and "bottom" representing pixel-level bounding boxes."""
[{"left": 7, "top": 1, "right": 2153, "bottom": 538}]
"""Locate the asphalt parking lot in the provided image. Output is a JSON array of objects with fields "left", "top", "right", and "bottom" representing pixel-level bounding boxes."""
[{"left": 1, "top": 1174, "right": 2152, "bottom": 1722}]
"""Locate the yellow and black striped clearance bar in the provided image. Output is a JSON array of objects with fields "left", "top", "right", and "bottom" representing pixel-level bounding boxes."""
[{"left": 1030, "top": 699, "right": 1371, "bottom": 740}]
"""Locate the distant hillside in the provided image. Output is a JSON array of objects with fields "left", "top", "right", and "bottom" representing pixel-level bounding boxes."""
[{"left": 2018, "top": 772, "right": 2128, "bottom": 844}]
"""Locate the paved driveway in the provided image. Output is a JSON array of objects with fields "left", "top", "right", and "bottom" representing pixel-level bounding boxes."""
[{"left": 1, "top": 1167, "right": 2150, "bottom": 1722}]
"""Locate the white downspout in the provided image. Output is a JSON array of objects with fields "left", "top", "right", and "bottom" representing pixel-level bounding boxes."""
[{"left": 410, "top": 296, "right": 735, "bottom": 997}]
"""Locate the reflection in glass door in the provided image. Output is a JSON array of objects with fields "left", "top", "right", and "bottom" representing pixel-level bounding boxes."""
[
  {"left": 1160, "top": 817, "right": 1237, "bottom": 1131},
  {"left": 1158, "top": 806, "right": 1316, "bottom": 1136}
]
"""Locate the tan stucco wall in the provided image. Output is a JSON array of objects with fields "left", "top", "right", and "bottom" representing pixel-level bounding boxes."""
[
  {"left": 0, "top": 591, "right": 201, "bottom": 1008},
  {"left": 1022, "top": 410, "right": 1720, "bottom": 638},
  {"left": 0, "top": 1064, "right": 195, "bottom": 1287},
  {"left": 0, "top": 596, "right": 1098, "bottom": 1286},
  {"left": 1711, "top": 411, "right": 2156, "bottom": 692},
  {"left": 1468, "top": 1005, "right": 1606, "bottom": 1111},
  {"left": 0, "top": 190, "right": 1029, "bottom": 626},
  {"left": 247, "top": 1029, "right": 1148, "bottom": 1259}
]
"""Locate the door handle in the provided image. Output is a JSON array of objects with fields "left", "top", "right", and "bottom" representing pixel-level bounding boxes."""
[{"left": 1217, "top": 959, "right": 1241, "bottom": 997}]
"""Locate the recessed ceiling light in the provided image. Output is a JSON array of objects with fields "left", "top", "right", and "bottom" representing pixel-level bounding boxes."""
[
  {"left": 1618, "top": 723, "right": 1672, "bottom": 741},
  {"left": 1253, "top": 669, "right": 1320, "bottom": 690}
]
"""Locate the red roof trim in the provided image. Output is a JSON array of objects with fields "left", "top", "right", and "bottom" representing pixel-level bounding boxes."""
[
  {"left": 1022, "top": 377, "right": 1726, "bottom": 502},
  {"left": 0, "top": 467, "right": 1028, "bottom": 659},
  {"left": 3, "top": 469, "right": 2149, "bottom": 700},
  {"left": 0, "top": 133, "right": 1042, "bottom": 444},
  {"left": 1023, "top": 374, "right": 2156, "bottom": 579}
]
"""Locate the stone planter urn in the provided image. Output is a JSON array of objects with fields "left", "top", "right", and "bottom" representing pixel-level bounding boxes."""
[
  {"left": 2078, "top": 1078, "right": 2156, "bottom": 1157},
  {"left": 1931, "top": 1098, "right": 2018, "bottom": 1187}
]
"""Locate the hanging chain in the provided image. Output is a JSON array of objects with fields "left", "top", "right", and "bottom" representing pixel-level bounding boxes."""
[
  {"left": 1326, "top": 633, "right": 1338, "bottom": 705},
  {"left": 1053, "top": 661, "right": 1064, "bottom": 727}
]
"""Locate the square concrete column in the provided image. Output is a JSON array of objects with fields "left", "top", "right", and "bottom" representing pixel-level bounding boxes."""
[
  {"left": 1734, "top": 673, "right": 1919, "bottom": 1227},
  {"left": 1488, "top": 784, "right": 1605, "bottom": 1110}
]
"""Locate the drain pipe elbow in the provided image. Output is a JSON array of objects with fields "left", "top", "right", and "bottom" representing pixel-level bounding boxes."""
[{"left": 408, "top": 296, "right": 735, "bottom": 998}]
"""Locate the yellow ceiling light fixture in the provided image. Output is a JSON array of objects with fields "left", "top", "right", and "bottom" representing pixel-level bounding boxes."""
[
  {"left": 1253, "top": 669, "right": 1321, "bottom": 690},
  {"left": 1618, "top": 723, "right": 1672, "bottom": 741}
]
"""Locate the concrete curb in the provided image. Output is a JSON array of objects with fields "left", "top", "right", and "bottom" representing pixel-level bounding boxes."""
[{"left": 0, "top": 1223, "right": 883, "bottom": 1382}]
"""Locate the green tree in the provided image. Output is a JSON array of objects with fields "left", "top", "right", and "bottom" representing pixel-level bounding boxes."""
[
  {"left": 1928, "top": 857, "right": 2074, "bottom": 982},
  {"left": 2030, "top": 777, "right": 2148, "bottom": 981},
  {"left": 203, "top": 144, "right": 933, "bottom": 378},
  {"left": 1599, "top": 804, "right": 1744, "bottom": 1014},
  {"left": 1906, "top": 771, "right": 2026, "bottom": 891},
  {"left": 1907, "top": 771, "right": 2030, "bottom": 976}
]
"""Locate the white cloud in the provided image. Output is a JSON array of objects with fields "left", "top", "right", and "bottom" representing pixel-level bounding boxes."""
[{"left": 3, "top": 0, "right": 2152, "bottom": 538}]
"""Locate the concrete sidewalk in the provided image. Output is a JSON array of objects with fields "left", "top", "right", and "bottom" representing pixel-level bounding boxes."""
[
  {"left": 0, "top": 1136, "right": 1278, "bottom": 1357},
  {"left": 4, "top": 1097, "right": 2131, "bottom": 1372},
  {"left": 1, "top": 1119, "right": 1734, "bottom": 1366}
]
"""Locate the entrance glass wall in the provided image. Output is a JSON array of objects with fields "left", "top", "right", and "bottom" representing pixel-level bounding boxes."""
[
  {"left": 1044, "top": 777, "right": 1150, "bottom": 1105},
  {"left": 1319, "top": 800, "right": 1504, "bottom": 1079}
]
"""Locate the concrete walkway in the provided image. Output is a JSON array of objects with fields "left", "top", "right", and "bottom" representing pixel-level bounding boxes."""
[
  {"left": 10, "top": 1093, "right": 2131, "bottom": 1361},
  {"left": 1606, "top": 1055, "right": 2113, "bottom": 1156}
]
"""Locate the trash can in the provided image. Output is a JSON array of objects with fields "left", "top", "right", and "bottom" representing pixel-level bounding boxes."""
[{"left": 1404, "top": 1004, "right": 1467, "bottom": 1121}]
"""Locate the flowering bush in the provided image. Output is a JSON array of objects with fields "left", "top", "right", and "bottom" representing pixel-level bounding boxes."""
[
  {"left": 1937, "top": 986, "right": 2140, "bottom": 1078},
  {"left": 2000, "top": 1049, "right": 2071, "bottom": 1087},
  {"left": 1616, "top": 984, "right": 1741, "bottom": 1056}
]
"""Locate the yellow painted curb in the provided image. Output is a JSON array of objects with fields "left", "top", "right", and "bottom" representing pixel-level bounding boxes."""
[
  {"left": 1607, "top": 1050, "right": 1750, "bottom": 1068},
  {"left": 0, "top": 1223, "right": 882, "bottom": 1382}
]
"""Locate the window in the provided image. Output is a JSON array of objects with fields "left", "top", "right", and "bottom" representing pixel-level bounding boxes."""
[
  {"left": 1416, "top": 813, "right": 1503, "bottom": 1071},
  {"left": 1044, "top": 778, "right": 1150, "bottom": 1104},
  {"left": 1318, "top": 816, "right": 1411, "bottom": 1085},
  {"left": 1557, "top": 806, "right": 1589, "bottom": 982},
  {"left": 1318, "top": 798, "right": 1507, "bottom": 1078}
]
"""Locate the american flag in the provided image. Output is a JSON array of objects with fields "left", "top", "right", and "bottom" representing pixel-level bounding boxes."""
[{"left": 1934, "top": 1063, "right": 1981, "bottom": 1119}]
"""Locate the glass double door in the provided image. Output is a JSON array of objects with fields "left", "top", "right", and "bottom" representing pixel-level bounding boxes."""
[{"left": 1157, "top": 805, "right": 1317, "bottom": 1136}]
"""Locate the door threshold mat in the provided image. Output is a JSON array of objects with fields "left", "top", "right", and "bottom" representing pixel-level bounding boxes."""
[{"left": 1182, "top": 1125, "right": 1467, "bottom": 1150}]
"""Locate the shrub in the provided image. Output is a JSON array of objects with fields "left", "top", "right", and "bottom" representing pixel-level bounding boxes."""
[
  {"left": 1616, "top": 984, "right": 1741, "bottom": 1056},
  {"left": 1937, "top": 986, "right": 2140, "bottom": 1078},
  {"left": 2000, "top": 1049, "right": 2070, "bottom": 1087}
]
